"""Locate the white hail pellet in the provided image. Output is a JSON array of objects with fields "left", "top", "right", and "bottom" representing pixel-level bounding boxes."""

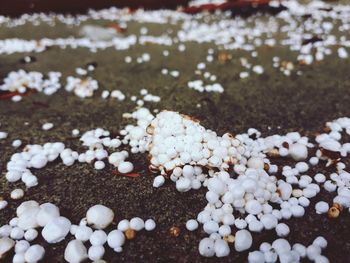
[
  {"left": 275, "top": 223, "right": 290, "bottom": 237},
  {"left": 37, "top": 203, "right": 60, "bottom": 227},
  {"left": 289, "top": 143, "right": 308, "bottom": 161},
  {"left": 186, "top": 219, "right": 199, "bottom": 231},
  {"left": 89, "top": 230, "right": 107, "bottom": 246},
  {"left": 313, "top": 236, "right": 328, "bottom": 249},
  {"left": 94, "top": 161, "right": 105, "bottom": 170},
  {"left": 214, "top": 239, "right": 230, "bottom": 257},
  {"left": 75, "top": 225, "right": 93, "bottom": 242},
  {"left": 12, "top": 139, "right": 22, "bottom": 148},
  {"left": 0, "top": 200, "right": 8, "bottom": 210},
  {"left": 315, "top": 202, "right": 329, "bottom": 214},
  {"left": 199, "top": 238, "right": 215, "bottom": 257},
  {"left": 130, "top": 217, "right": 144, "bottom": 231},
  {"left": 24, "top": 229, "right": 38, "bottom": 242},
  {"left": 42, "top": 123, "right": 54, "bottom": 130},
  {"left": 42, "top": 216, "right": 71, "bottom": 243},
  {"left": 117, "top": 219, "right": 130, "bottom": 232},
  {"left": 107, "top": 230, "right": 125, "bottom": 249},
  {"left": 24, "top": 244, "right": 45, "bottom": 263},
  {"left": 118, "top": 161, "right": 134, "bottom": 174},
  {"left": 88, "top": 245, "right": 105, "bottom": 261},
  {"left": 153, "top": 175, "right": 165, "bottom": 188},
  {"left": 234, "top": 230, "right": 252, "bottom": 252},
  {"left": 144, "top": 219, "right": 156, "bottom": 231},
  {"left": 10, "top": 189, "right": 24, "bottom": 200},
  {"left": 64, "top": 239, "right": 88, "bottom": 263},
  {"left": 86, "top": 205, "right": 114, "bottom": 230}
]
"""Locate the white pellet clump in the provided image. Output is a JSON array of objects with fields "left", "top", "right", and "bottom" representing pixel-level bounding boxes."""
[
  {"left": 86, "top": 205, "right": 114, "bottom": 230},
  {"left": 36, "top": 203, "right": 60, "bottom": 227}
]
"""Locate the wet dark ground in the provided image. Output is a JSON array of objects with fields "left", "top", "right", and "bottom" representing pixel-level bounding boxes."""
[{"left": 0, "top": 17, "right": 350, "bottom": 263}]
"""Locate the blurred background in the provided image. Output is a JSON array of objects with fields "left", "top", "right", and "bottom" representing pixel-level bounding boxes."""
[
  {"left": 1, "top": 0, "right": 279, "bottom": 16},
  {"left": 2, "top": 0, "right": 192, "bottom": 16}
]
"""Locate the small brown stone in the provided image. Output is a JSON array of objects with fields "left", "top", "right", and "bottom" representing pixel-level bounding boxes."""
[
  {"left": 328, "top": 207, "right": 340, "bottom": 218},
  {"left": 125, "top": 228, "right": 136, "bottom": 240},
  {"left": 169, "top": 226, "right": 180, "bottom": 237},
  {"left": 333, "top": 203, "right": 343, "bottom": 212},
  {"left": 264, "top": 163, "right": 270, "bottom": 171},
  {"left": 223, "top": 235, "right": 235, "bottom": 243}
]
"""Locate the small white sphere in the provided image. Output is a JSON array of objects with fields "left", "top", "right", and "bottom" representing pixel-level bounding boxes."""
[
  {"left": 275, "top": 223, "right": 290, "bottom": 237},
  {"left": 89, "top": 230, "right": 107, "bottom": 246},
  {"left": 64, "top": 239, "right": 88, "bottom": 263},
  {"left": 88, "top": 245, "right": 105, "bottom": 261},
  {"left": 153, "top": 175, "right": 165, "bottom": 188},
  {"left": 186, "top": 219, "right": 199, "bottom": 231},
  {"left": 214, "top": 239, "right": 230, "bottom": 257},
  {"left": 86, "top": 205, "right": 114, "bottom": 230},
  {"left": 10, "top": 189, "right": 24, "bottom": 200},
  {"left": 118, "top": 161, "right": 134, "bottom": 174},
  {"left": 130, "top": 217, "right": 144, "bottom": 231},
  {"left": 117, "top": 219, "right": 130, "bottom": 232},
  {"left": 24, "top": 245, "right": 45, "bottom": 263},
  {"left": 234, "top": 230, "right": 252, "bottom": 252},
  {"left": 42, "top": 217, "right": 71, "bottom": 243},
  {"left": 94, "top": 161, "right": 105, "bottom": 170},
  {"left": 144, "top": 219, "right": 156, "bottom": 231},
  {"left": 75, "top": 225, "right": 93, "bottom": 242},
  {"left": 24, "top": 229, "right": 38, "bottom": 241},
  {"left": 107, "top": 230, "right": 125, "bottom": 249},
  {"left": 315, "top": 201, "right": 329, "bottom": 214},
  {"left": 199, "top": 238, "right": 215, "bottom": 257}
]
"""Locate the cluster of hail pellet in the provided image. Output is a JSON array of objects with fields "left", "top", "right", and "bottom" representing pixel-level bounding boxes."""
[
  {"left": 119, "top": 108, "right": 350, "bottom": 260},
  {"left": 187, "top": 80, "right": 224, "bottom": 93},
  {"left": 0, "top": 202, "right": 156, "bottom": 262},
  {"left": 5, "top": 142, "right": 68, "bottom": 188},
  {"left": 79, "top": 128, "right": 134, "bottom": 173},
  {"left": 65, "top": 76, "right": 99, "bottom": 98},
  {"left": 248, "top": 236, "right": 329, "bottom": 263},
  {"left": 0, "top": 70, "right": 61, "bottom": 101}
]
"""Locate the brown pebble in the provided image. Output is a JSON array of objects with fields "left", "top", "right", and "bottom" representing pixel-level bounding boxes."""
[
  {"left": 328, "top": 207, "right": 340, "bottom": 218},
  {"left": 333, "top": 203, "right": 343, "bottom": 212},
  {"left": 169, "top": 226, "right": 180, "bottom": 237},
  {"left": 223, "top": 235, "right": 235, "bottom": 243},
  {"left": 125, "top": 228, "right": 136, "bottom": 240}
]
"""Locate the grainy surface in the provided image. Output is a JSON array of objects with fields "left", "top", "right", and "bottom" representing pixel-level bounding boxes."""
[{"left": 1, "top": 15, "right": 350, "bottom": 263}]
